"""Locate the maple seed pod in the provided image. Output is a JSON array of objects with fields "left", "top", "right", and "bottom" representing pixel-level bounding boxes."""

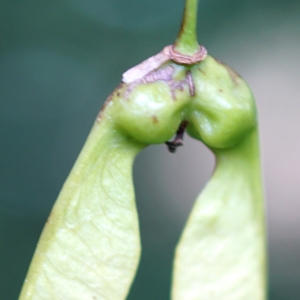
[{"left": 18, "top": 0, "right": 267, "bottom": 299}]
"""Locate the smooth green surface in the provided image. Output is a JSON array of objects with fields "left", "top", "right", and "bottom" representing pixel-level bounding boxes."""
[{"left": 187, "top": 56, "right": 256, "bottom": 149}]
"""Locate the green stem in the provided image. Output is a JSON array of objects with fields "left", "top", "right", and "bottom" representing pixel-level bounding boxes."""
[{"left": 174, "top": 0, "right": 200, "bottom": 56}]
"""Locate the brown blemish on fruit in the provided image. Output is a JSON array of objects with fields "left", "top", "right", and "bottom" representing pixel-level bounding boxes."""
[
  {"left": 151, "top": 115, "right": 159, "bottom": 124},
  {"left": 186, "top": 70, "right": 195, "bottom": 96},
  {"left": 217, "top": 60, "right": 241, "bottom": 86},
  {"left": 125, "top": 65, "right": 181, "bottom": 100},
  {"left": 199, "top": 69, "right": 206, "bottom": 76},
  {"left": 124, "top": 64, "right": 196, "bottom": 101},
  {"left": 219, "top": 89, "right": 223, "bottom": 93},
  {"left": 97, "top": 83, "right": 125, "bottom": 122}
]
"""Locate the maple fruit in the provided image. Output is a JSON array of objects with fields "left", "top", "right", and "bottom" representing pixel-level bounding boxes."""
[{"left": 19, "top": 0, "right": 266, "bottom": 299}]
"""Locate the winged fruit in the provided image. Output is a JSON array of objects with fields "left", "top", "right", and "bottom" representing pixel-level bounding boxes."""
[{"left": 19, "top": 0, "right": 266, "bottom": 299}]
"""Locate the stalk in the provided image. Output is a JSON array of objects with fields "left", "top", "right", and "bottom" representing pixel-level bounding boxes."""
[{"left": 174, "top": 0, "right": 200, "bottom": 56}]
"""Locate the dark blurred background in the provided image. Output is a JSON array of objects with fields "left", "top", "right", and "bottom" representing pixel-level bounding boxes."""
[{"left": 1, "top": 0, "right": 300, "bottom": 299}]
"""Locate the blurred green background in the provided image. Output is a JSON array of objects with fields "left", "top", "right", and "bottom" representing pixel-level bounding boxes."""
[{"left": 1, "top": 0, "right": 300, "bottom": 299}]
